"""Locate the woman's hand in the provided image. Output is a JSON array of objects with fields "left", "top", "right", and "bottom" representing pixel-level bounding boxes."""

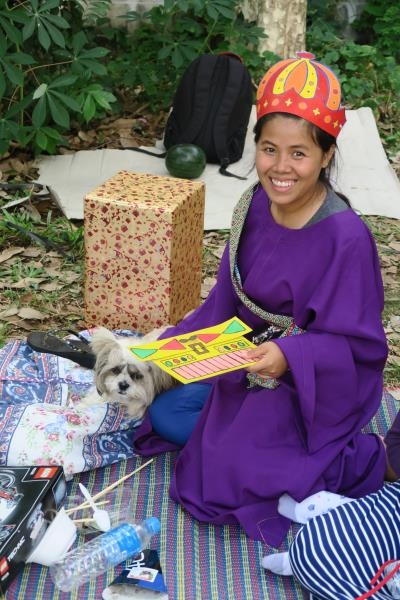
[{"left": 245, "top": 342, "right": 288, "bottom": 379}]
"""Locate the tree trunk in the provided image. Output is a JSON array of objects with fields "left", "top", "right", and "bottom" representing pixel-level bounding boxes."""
[{"left": 241, "top": 0, "right": 307, "bottom": 59}]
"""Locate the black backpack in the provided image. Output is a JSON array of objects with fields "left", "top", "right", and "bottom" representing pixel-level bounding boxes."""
[
  {"left": 130, "top": 53, "right": 254, "bottom": 179},
  {"left": 164, "top": 53, "right": 253, "bottom": 178}
]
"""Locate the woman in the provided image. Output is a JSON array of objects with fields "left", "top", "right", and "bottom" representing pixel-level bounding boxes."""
[{"left": 134, "top": 52, "right": 390, "bottom": 547}]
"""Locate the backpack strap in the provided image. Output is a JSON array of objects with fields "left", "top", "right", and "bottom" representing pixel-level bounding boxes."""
[
  {"left": 179, "top": 55, "right": 220, "bottom": 144},
  {"left": 219, "top": 163, "right": 247, "bottom": 180},
  {"left": 124, "top": 147, "right": 167, "bottom": 158},
  {"left": 214, "top": 57, "right": 252, "bottom": 180}
]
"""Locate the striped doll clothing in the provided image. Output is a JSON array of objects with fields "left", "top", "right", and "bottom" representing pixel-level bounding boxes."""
[{"left": 289, "top": 481, "right": 400, "bottom": 599}]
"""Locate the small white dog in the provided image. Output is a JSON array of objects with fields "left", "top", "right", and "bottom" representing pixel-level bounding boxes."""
[{"left": 81, "top": 327, "right": 177, "bottom": 418}]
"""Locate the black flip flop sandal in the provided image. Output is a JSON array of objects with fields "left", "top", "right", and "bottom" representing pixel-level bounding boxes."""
[{"left": 27, "top": 329, "right": 96, "bottom": 369}]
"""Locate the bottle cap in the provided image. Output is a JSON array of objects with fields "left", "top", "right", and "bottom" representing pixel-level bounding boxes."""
[{"left": 26, "top": 507, "right": 77, "bottom": 566}]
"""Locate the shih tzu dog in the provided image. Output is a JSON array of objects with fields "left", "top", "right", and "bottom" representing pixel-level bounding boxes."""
[{"left": 81, "top": 327, "right": 177, "bottom": 419}]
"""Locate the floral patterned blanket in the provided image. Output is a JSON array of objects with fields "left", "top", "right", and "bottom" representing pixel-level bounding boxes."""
[{"left": 0, "top": 333, "right": 141, "bottom": 478}]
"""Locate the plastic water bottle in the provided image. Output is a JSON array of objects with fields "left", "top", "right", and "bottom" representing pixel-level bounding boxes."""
[{"left": 50, "top": 517, "right": 160, "bottom": 592}]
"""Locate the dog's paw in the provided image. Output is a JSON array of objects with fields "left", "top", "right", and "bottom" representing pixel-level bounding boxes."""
[{"left": 78, "top": 388, "right": 106, "bottom": 408}]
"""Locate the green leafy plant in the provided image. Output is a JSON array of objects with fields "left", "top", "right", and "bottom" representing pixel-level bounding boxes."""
[
  {"left": 0, "top": 0, "right": 116, "bottom": 156},
  {"left": 307, "top": 18, "right": 400, "bottom": 155},
  {"left": 108, "top": 0, "right": 279, "bottom": 111},
  {"left": 353, "top": 0, "right": 400, "bottom": 61}
]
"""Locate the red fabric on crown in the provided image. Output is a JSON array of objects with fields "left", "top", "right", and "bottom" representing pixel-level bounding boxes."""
[{"left": 256, "top": 51, "right": 346, "bottom": 138}]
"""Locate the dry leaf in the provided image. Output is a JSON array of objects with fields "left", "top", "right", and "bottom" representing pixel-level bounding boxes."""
[
  {"left": 4, "top": 317, "right": 33, "bottom": 330},
  {"left": 78, "top": 130, "right": 95, "bottom": 142},
  {"left": 390, "top": 316, "right": 400, "bottom": 332},
  {"left": 211, "top": 247, "right": 225, "bottom": 260},
  {"left": 387, "top": 355, "right": 400, "bottom": 366},
  {"left": 40, "top": 282, "right": 64, "bottom": 292},
  {"left": 201, "top": 277, "right": 216, "bottom": 299},
  {"left": 63, "top": 272, "right": 81, "bottom": 283},
  {"left": 0, "top": 306, "right": 19, "bottom": 320},
  {"left": 100, "top": 118, "right": 137, "bottom": 130},
  {"left": 0, "top": 246, "right": 24, "bottom": 263},
  {"left": 9, "top": 277, "right": 46, "bottom": 289},
  {"left": 389, "top": 242, "right": 400, "bottom": 252},
  {"left": 25, "top": 203, "right": 42, "bottom": 222},
  {"left": 8, "top": 158, "right": 26, "bottom": 173},
  {"left": 17, "top": 307, "right": 47, "bottom": 320},
  {"left": 119, "top": 132, "right": 139, "bottom": 148},
  {"left": 43, "top": 267, "right": 62, "bottom": 278},
  {"left": 22, "top": 247, "right": 42, "bottom": 258}
]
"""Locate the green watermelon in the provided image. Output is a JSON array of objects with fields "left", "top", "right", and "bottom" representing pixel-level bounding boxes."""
[{"left": 165, "top": 144, "right": 206, "bottom": 179}]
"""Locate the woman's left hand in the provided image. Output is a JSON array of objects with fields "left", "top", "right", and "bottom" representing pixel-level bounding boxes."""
[{"left": 245, "top": 342, "right": 288, "bottom": 379}]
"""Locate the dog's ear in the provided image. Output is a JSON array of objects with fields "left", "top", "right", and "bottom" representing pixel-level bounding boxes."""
[
  {"left": 147, "top": 362, "right": 177, "bottom": 395},
  {"left": 90, "top": 327, "right": 119, "bottom": 356}
]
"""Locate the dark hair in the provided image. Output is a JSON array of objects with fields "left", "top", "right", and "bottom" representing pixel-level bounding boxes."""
[{"left": 254, "top": 113, "right": 351, "bottom": 207}]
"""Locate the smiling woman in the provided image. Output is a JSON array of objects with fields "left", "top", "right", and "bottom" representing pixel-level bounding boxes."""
[
  {"left": 254, "top": 116, "right": 335, "bottom": 228},
  {"left": 133, "top": 52, "right": 390, "bottom": 549}
]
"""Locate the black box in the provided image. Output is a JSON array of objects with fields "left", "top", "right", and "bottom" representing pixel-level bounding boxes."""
[{"left": 0, "top": 466, "right": 66, "bottom": 594}]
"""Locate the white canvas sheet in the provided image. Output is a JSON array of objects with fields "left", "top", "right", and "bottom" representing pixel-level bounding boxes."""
[{"left": 36, "top": 107, "right": 400, "bottom": 229}]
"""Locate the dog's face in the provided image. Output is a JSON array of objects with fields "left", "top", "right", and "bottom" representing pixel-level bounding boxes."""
[{"left": 89, "top": 327, "right": 175, "bottom": 419}]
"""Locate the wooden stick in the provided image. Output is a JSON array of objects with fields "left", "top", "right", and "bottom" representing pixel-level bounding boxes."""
[
  {"left": 72, "top": 458, "right": 154, "bottom": 512},
  {"left": 65, "top": 500, "right": 110, "bottom": 515},
  {"left": 72, "top": 517, "right": 96, "bottom": 524}
]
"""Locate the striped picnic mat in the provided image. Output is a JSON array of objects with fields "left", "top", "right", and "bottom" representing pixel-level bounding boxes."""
[{"left": 5, "top": 389, "right": 398, "bottom": 600}]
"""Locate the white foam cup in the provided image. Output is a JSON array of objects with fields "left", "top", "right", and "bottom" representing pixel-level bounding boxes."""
[{"left": 26, "top": 507, "right": 77, "bottom": 567}]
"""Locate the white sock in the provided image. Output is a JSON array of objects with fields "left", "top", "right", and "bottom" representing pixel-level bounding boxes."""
[
  {"left": 277, "top": 494, "right": 298, "bottom": 521},
  {"left": 262, "top": 552, "right": 293, "bottom": 576},
  {"left": 278, "top": 491, "right": 353, "bottom": 524}
]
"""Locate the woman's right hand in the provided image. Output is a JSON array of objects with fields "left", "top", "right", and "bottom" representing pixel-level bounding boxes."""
[{"left": 244, "top": 341, "right": 288, "bottom": 379}]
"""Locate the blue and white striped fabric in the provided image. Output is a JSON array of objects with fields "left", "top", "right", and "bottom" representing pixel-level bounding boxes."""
[{"left": 289, "top": 481, "right": 400, "bottom": 600}]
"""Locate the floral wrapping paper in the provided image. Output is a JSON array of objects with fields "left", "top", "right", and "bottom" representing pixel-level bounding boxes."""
[{"left": 84, "top": 171, "right": 205, "bottom": 332}]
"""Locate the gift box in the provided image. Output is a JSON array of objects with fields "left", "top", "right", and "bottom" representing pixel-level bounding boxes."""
[{"left": 84, "top": 171, "right": 205, "bottom": 333}]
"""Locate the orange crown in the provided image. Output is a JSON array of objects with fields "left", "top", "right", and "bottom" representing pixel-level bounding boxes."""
[{"left": 256, "top": 52, "right": 346, "bottom": 138}]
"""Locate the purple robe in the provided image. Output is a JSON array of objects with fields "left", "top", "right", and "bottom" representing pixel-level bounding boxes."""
[{"left": 134, "top": 184, "right": 388, "bottom": 546}]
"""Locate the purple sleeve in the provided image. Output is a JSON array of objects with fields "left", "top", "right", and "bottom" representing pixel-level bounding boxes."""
[
  {"left": 274, "top": 228, "right": 388, "bottom": 453},
  {"left": 158, "top": 242, "right": 239, "bottom": 339}
]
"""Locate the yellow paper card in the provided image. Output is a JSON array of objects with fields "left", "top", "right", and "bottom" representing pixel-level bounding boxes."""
[{"left": 128, "top": 317, "right": 257, "bottom": 384}]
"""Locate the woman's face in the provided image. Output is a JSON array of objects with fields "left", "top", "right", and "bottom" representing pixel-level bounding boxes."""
[{"left": 255, "top": 115, "right": 334, "bottom": 211}]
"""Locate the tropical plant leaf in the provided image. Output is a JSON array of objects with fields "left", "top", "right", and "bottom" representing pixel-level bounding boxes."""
[
  {"left": 0, "top": 71, "right": 5, "bottom": 100},
  {"left": 33, "top": 83, "right": 48, "bottom": 100},
  {"left": 79, "top": 47, "right": 109, "bottom": 59},
  {"left": 42, "top": 126, "right": 63, "bottom": 140},
  {"left": 42, "top": 19, "right": 66, "bottom": 48},
  {"left": 22, "top": 18, "right": 36, "bottom": 41},
  {"left": 7, "top": 52, "right": 36, "bottom": 65},
  {"left": 82, "top": 94, "right": 96, "bottom": 121},
  {"left": 3, "top": 60, "right": 23, "bottom": 86},
  {"left": 50, "top": 74, "right": 78, "bottom": 88},
  {"left": 32, "top": 96, "right": 47, "bottom": 128},
  {"left": 78, "top": 59, "right": 107, "bottom": 75},
  {"left": 40, "top": 0, "right": 61, "bottom": 12},
  {"left": 37, "top": 22, "right": 51, "bottom": 50},
  {"left": 35, "top": 129, "right": 48, "bottom": 150},
  {"left": 50, "top": 90, "right": 80, "bottom": 111},
  {"left": 43, "top": 13, "right": 70, "bottom": 29},
  {"left": 0, "top": 15, "right": 22, "bottom": 45},
  {"left": 75, "top": 0, "right": 112, "bottom": 24},
  {"left": 48, "top": 95, "right": 70, "bottom": 128}
]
